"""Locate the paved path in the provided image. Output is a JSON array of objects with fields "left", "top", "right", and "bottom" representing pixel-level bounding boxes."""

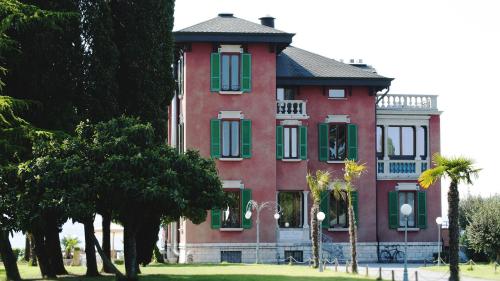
[{"left": 322, "top": 263, "right": 493, "bottom": 281}]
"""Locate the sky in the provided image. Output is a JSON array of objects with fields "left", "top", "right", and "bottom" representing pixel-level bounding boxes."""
[{"left": 10, "top": 0, "right": 500, "bottom": 247}]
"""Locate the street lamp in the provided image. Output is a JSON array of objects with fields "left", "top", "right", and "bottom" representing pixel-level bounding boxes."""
[
  {"left": 400, "top": 203, "right": 412, "bottom": 281},
  {"left": 317, "top": 211, "right": 326, "bottom": 272},
  {"left": 435, "top": 217, "right": 443, "bottom": 267},
  {"left": 245, "top": 200, "right": 282, "bottom": 264}
]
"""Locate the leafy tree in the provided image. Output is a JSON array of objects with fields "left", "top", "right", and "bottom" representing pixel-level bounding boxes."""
[
  {"left": 306, "top": 170, "right": 330, "bottom": 268},
  {"left": 466, "top": 196, "right": 500, "bottom": 263},
  {"left": 419, "top": 154, "right": 480, "bottom": 281},
  {"left": 458, "top": 196, "right": 489, "bottom": 261},
  {"left": 333, "top": 160, "right": 366, "bottom": 274}
]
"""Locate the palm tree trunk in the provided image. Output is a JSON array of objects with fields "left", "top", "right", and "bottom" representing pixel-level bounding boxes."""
[
  {"left": 84, "top": 220, "right": 100, "bottom": 277},
  {"left": 310, "top": 203, "right": 319, "bottom": 268},
  {"left": 24, "top": 234, "right": 31, "bottom": 262},
  {"left": 0, "top": 230, "right": 21, "bottom": 281},
  {"left": 448, "top": 180, "right": 460, "bottom": 281},
  {"left": 28, "top": 233, "right": 37, "bottom": 266},
  {"left": 101, "top": 212, "right": 114, "bottom": 273},
  {"left": 348, "top": 200, "right": 358, "bottom": 273}
]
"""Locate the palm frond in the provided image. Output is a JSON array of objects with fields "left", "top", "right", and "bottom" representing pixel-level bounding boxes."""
[{"left": 307, "top": 170, "right": 331, "bottom": 203}]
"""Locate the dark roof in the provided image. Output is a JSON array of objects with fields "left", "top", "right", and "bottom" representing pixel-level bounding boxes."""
[
  {"left": 174, "top": 14, "right": 294, "bottom": 46},
  {"left": 277, "top": 46, "right": 392, "bottom": 87}
]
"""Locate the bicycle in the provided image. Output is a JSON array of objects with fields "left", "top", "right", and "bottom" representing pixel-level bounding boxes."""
[{"left": 379, "top": 245, "right": 404, "bottom": 263}]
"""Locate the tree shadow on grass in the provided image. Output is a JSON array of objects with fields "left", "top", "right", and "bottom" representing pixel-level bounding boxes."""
[
  {"left": 47, "top": 274, "right": 369, "bottom": 281},
  {"left": 145, "top": 263, "right": 240, "bottom": 268}
]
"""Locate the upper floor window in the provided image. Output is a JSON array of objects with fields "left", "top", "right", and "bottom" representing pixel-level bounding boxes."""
[
  {"left": 376, "top": 125, "right": 384, "bottom": 159},
  {"left": 278, "top": 192, "right": 303, "bottom": 228},
  {"left": 276, "top": 87, "right": 296, "bottom": 100},
  {"left": 329, "top": 191, "right": 348, "bottom": 228},
  {"left": 388, "top": 126, "right": 415, "bottom": 159},
  {"left": 283, "top": 126, "right": 299, "bottom": 159},
  {"left": 329, "top": 124, "right": 347, "bottom": 161},
  {"left": 328, "top": 88, "right": 346, "bottom": 99},
  {"left": 222, "top": 120, "right": 240, "bottom": 158},
  {"left": 221, "top": 54, "right": 240, "bottom": 91}
]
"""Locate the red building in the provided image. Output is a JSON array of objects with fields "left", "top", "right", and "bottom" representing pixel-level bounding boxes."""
[{"left": 166, "top": 13, "right": 441, "bottom": 263}]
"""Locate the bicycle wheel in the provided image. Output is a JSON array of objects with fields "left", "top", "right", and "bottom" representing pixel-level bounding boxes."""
[
  {"left": 394, "top": 250, "right": 405, "bottom": 263},
  {"left": 380, "top": 251, "right": 391, "bottom": 263}
]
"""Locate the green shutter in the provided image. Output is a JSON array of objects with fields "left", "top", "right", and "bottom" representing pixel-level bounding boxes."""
[
  {"left": 318, "top": 123, "right": 328, "bottom": 162},
  {"left": 276, "top": 126, "right": 283, "bottom": 160},
  {"left": 388, "top": 191, "right": 398, "bottom": 229},
  {"left": 351, "top": 191, "right": 359, "bottom": 226},
  {"left": 347, "top": 124, "right": 358, "bottom": 161},
  {"left": 210, "top": 53, "right": 221, "bottom": 92},
  {"left": 242, "top": 189, "right": 252, "bottom": 229},
  {"left": 210, "top": 119, "right": 221, "bottom": 158},
  {"left": 299, "top": 126, "right": 307, "bottom": 160},
  {"left": 241, "top": 119, "right": 252, "bottom": 158},
  {"left": 241, "top": 53, "right": 251, "bottom": 92},
  {"left": 211, "top": 209, "right": 221, "bottom": 229},
  {"left": 320, "top": 190, "right": 330, "bottom": 228},
  {"left": 417, "top": 191, "right": 427, "bottom": 229}
]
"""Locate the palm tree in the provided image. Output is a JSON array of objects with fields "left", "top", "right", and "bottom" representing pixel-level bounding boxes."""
[
  {"left": 306, "top": 170, "right": 331, "bottom": 268},
  {"left": 61, "top": 236, "right": 80, "bottom": 259},
  {"left": 419, "top": 153, "right": 480, "bottom": 281},
  {"left": 333, "top": 160, "right": 366, "bottom": 274}
]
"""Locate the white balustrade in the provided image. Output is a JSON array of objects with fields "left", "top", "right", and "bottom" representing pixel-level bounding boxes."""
[
  {"left": 377, "top": 159, "right": 430, "bottom": 180},
  {"left": 377, "top": 94, "right": 438, "bottom": 111},
  {"left": 276, "top": 100, "right": 308, "bottom": 119}
]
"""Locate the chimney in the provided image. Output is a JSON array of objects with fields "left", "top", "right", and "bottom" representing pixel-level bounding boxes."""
[
  {"left": 218, "top": 13, "right": 234, "bottom": 17},
  {"left": 259, "top": 16, "right": 275, "bottom": 28}
]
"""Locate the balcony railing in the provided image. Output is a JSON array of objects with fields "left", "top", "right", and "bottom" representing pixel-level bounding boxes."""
[
  {"left": 276, "top": 100, "right": 308, "bottom": 119},
  {"left": 377, "top": 94, "right": 438, "bottom": 111},
  {"left": 377, "top": 159, "right": 429, "bottom": 180}
]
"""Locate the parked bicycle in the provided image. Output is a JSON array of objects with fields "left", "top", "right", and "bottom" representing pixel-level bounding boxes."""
[{"left": 379, "top": 245, "right": 404, "bottom": 263}]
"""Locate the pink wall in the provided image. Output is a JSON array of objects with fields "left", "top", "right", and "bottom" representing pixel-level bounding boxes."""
[{"left": 183, "top": 42, "right": 278, "bottom": 243}]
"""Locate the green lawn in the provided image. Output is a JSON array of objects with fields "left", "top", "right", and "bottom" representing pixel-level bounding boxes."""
[
  {"left": 1, "top": 263, "right": 373, "bottom": 281},
  {"left": 423, "top": 263, "right": 500, "bottom": 280}
]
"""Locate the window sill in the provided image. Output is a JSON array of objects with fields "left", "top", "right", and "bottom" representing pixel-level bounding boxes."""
[
  {"left": 281, "top": 158, "right": 302, "bottom": 162},
  {"left": 220, "top": 228, "right": 243, "bottom": 232},
  {"left": 219, "top": 158, "right": 243, "bottom": 162},
  {"left": 328, "top": 228, "right": 349, "bottom": 232},
  {"left": 327, "top": 160, "right": 345, "bottom": 164},
  {"left": 397, "top": 228, "right": 420, "bottom": 232},
  {"left": 328, "top": 98, "right": 347, "bottom": 100},
  {"left": 219, "top": 91, "right": 243, "bottom": 95}
]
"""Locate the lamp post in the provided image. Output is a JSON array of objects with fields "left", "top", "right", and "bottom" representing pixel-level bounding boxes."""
[
  {"left": 435, "top": 217, "right": 443, "bottom": 267},
  {"left": 400, "top": 203, "right": 412, "bottom": 281},
  {"left": 245, "top": 200, "right": 281, "bottom": 264},
  {"left": 317, "top": 211, "right": 325, "bottom": 272}
]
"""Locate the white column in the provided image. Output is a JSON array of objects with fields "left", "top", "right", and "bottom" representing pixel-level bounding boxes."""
[
  {"left": 383, "top": 125, "right": 389, "bottom": 160},
  {"left": 303, "top": 191, "right": 309, "bottom": 228},
  {"left": 170, "top": 94, "right": 178, "bottom": 147}
]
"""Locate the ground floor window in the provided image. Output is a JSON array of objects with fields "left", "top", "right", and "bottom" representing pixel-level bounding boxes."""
[
  {"left": 329, "top": 191, "right": 348, "bottom": 228},
  {"left": 221, "top": 251, "right": 242, "bottom": 263},
  {"left": 222, "top": 191, "right": 241, "bottom": 228},
  {"left": 399, "top": 191, "right": 416, "bottom": 227},
  {"left": 278, "top": 192, "right": 303, "bottom": 228}
]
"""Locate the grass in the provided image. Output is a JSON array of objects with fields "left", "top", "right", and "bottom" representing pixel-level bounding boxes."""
[
  {"left": 1, "top": 263, "right": 374, "bottom": 281},
  {"left": 423, "top": 263, "right": 500, "bottom": 280}
]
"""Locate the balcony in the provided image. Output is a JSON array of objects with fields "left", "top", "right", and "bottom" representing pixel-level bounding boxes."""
[
  {"left": 377, "top": 94, "right": 438, "bottom": 114},
  {"left": 276, "top": 100, "right": 308, "bottom": 119},
  {"left": 377, "top": 159, "right": 429, "bottom": 180}
]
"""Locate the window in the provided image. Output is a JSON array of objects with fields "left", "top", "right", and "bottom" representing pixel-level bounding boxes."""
[
  {"left": 221, "top": 191, "right": 241, "bottom": 228},
  {"left": 398, "top": 191, "right": 416, "bottom": 228},
  {"left": 417, "top": 126, "right": 427, "bottom": 159},
  {"left": 177, "top": 122, "right": 184, "bottom": 154},
  {"left": 284, "top": 251, "right": 303, "bottom": 262},
  {"left": 387, "top": 126, "right": 415, "bottom": 159},
  {"left": 329, "top": 124, "right": 347, "bottom": 161},
  {"left": 177, "top": 56, "right": 184, "bottom": 96},
  {"left": 376, "top": 125, "right": 384, "bottom": 159},
  {"left": 283, "top": 127, "right": 299, "bottom": 159},
  {"left": 221, "top": 54, "right": 240, "bottom": 91},
  {"left": 329, "top": 191, "right": 348, "bottom": 228},
  {"left": 276, "top": 88, "right": 296, "bottom": 100},
  {"left": 221, "top": 120, "right": 240, "bottom": 158},
  {"left": 278, "top": 192, "right": 303, "bottom": 228},
  {"left": 328, "top": 89, "right": 346, "bottom": 99},
  {"left": 221, "top": 251, "right": 242, "bottom": 263}
]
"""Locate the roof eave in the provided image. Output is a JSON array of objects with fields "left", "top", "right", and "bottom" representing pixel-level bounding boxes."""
[
  {"left": 276, "top": 77, "right": 393, "bottom": 88},
  {"left": 174, "top": 32, "right": 295, "bottom": 45}
]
